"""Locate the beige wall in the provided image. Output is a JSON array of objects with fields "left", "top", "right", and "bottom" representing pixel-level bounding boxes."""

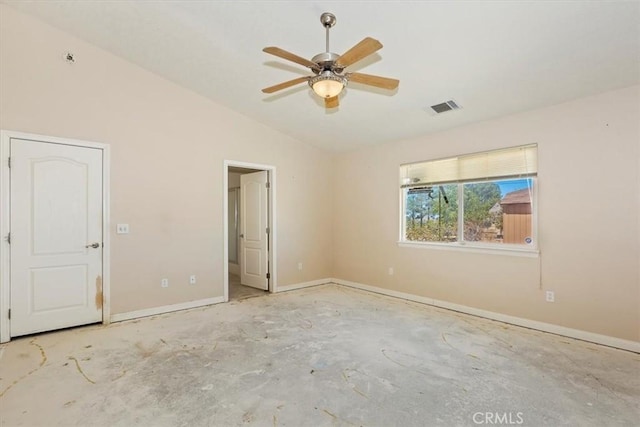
[
  {"left": 333, "top": 85, "right": 640, "bottom": 342},
  {"left": 0, "top": 5, "right": 334, "bottom": 314},
  {"left": 2, "top": 5, "right": 638, "bottom": 343}
]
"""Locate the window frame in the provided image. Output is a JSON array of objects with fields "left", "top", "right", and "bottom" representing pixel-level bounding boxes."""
[{"left": 399, "top": 165, "right": 539, "bottom": 257}]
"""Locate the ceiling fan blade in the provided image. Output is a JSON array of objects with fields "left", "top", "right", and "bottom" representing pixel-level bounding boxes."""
[
  {"left": 262, "top": 77, "right": 310, "bottom": 94},
  {"left": 335, "top": 37, "right": 383, "bottom": 68},
  {"left": 325, "top": 96, "right": 339, "bottom": 108},
  {"left": 263, "top": 47, "right": 319, "bottom": 70},
  {"left": 347, "top": 72, "right": 399, "bottom": 90}
]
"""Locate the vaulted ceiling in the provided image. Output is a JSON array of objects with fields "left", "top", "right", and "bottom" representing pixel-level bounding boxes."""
[{"left": 4, "top": 1, "right": 640, "bottom": 151}]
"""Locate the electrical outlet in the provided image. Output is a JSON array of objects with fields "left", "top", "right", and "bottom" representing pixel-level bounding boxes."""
[
  {"left": 116, "top": 224, "right": 130, "bottom": 234},
  {"left": 190, "top": 275, "right": 196, "bottom": 285},
  {"left": 161, "top": 278, "right": 169, "bottom": 288},
  {"left": 388, "top": 267, "right": 394, "bottom": 276},
  {"left": 545, "top": 290, "right": 555, "bottom": 302},
  {"left": 298, "top": 262, "right": 303, "bottom": 271}
]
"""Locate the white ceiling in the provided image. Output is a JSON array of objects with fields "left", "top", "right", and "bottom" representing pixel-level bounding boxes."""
[{"left": 4, "top": 1, "right": 640, "bottom": 152}]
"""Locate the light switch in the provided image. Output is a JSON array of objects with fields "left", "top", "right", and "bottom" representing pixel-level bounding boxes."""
[{"left": 116, "top": 224, "right": 130, "bottom": 234}]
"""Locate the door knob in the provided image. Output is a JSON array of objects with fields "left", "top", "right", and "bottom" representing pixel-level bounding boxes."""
[
  {"left": 85, "top": 242, "right": 100, "bottom": 249},
  {"left": 240, "top": 234, "right": 244, "bottom": 238}
]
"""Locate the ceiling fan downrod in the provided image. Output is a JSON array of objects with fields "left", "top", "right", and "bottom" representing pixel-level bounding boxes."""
[
  {"left": 320, "top": 12, "right": 336, "bottom": 53},
  {"left": 312, "top": 13, "right": 342, "bottom": 74}
]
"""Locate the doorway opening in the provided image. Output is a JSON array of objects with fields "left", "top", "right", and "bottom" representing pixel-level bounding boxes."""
[{"left": 223, "top": 161, "right": 276, "bottom": 302}]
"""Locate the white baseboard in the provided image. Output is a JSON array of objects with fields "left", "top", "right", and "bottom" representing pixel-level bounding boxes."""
[
  {"left": 276, "top": 278, "right": 332, "bottom": 293},
  {"left": 110, "top": 296, "right": 224, "bottom": 323},
  {"left": 333, "top": 278, "right": 640, "bottom": 354}
]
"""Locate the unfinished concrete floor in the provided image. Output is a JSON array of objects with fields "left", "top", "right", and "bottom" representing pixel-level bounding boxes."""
[{"left": 0, "top": 284, "right": 638, "bottom": 426}]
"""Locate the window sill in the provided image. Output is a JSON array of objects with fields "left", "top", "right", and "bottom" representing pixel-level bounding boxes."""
[{"left": 397, "top": 241, "right": 539, "bottom": 257}]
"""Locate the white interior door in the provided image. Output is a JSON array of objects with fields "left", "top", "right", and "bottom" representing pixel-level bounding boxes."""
[
  {"left": 240, "top": 171, "right": 269, "bottom": 290},
  {"left": 10, "top": 138, "right": 103, "bottom": 337}
]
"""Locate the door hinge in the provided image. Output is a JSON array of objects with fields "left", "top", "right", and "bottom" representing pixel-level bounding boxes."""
[
  {"left": 8, "top": 308, "right": 10, "bottom": 319},
  {"left": 266, "top": 227, "right": 270, "bottom": 235},
  {"left": 6, "top": 232, "right": 9, "bottom": 244},
  {"left": 266, "top": 273, "right": 271, "bottom": 279},
  {"left": 7, "top": 157, "right": 10, "bottom": 168},
  {"left": 266, "top": 182, "right": 270, "bottom": 189}
]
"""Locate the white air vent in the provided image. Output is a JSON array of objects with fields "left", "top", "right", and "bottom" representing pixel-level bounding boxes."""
[{"left": 430, "top": 100, "right": 461, "bottom": 114}]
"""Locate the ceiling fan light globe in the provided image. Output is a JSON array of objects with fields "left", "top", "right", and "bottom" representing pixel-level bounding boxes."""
[
  {"left": 309, "top": 71, "right": 346, "bottom": 98},
  {"left": 312, "top": 79, "right": 343, "bottom": 98}
]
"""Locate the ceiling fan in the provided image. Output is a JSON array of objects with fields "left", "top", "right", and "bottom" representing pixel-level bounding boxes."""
[{"left": 262, "top": 12, "right": 399, "bottom": 108}]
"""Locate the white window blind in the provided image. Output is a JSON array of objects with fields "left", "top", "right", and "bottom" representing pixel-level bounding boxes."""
[{"left": 400, "top": 144, "right": 537, "bottom": 187}]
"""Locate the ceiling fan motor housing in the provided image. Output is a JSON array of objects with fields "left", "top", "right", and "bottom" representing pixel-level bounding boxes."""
[{"left": 311, "top": 52, "right": 344, "bottom": 74}]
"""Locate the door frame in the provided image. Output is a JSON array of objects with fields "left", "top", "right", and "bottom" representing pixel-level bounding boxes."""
[
  {"left": 0, "top": 130, "right": 111, "bottom": 343},
  {"left": 223, "top": 160, "right": 276, "bottom": 302}
]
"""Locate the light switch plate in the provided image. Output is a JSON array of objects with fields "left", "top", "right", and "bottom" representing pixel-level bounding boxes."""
[{"left": 116, "top": 224, "right": 130, "bottom": 234}]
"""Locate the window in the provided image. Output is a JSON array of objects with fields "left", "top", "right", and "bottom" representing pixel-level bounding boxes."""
[{"left": 400, "top": 145, "right": 537, "bottom": 249}]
